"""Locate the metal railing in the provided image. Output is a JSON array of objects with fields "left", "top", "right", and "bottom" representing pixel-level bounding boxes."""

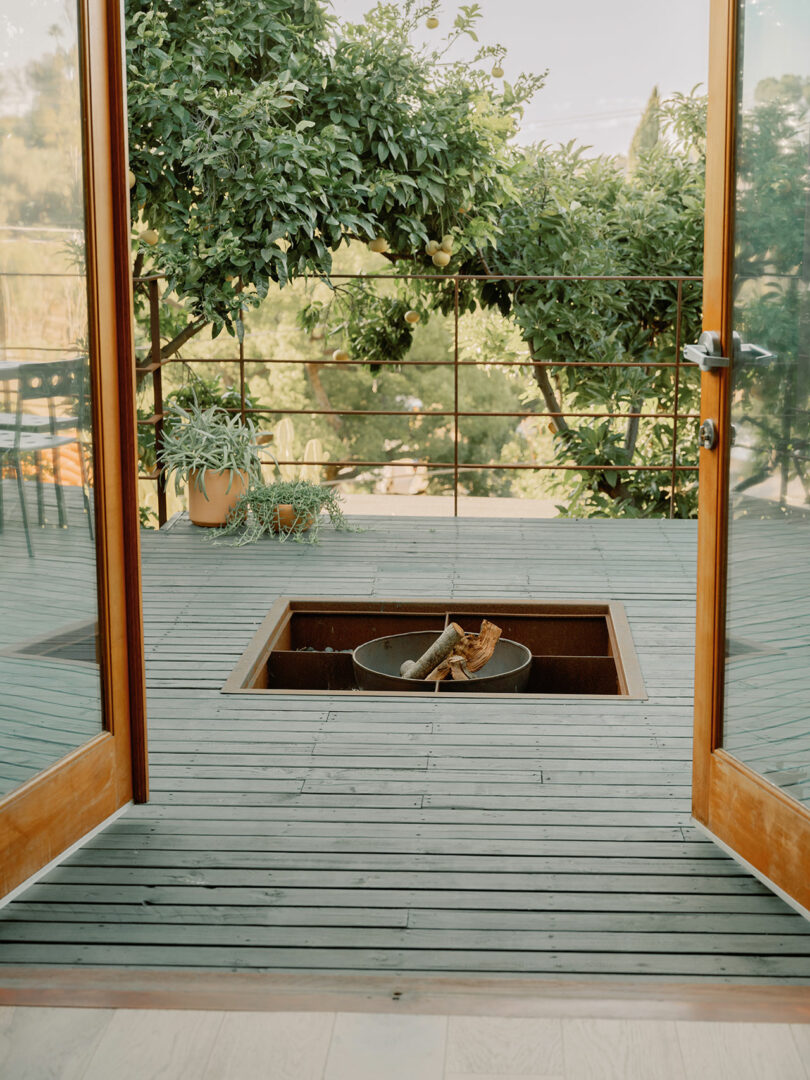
[{"left": 135, "top": 272, "right": 702, "bottom": 526}]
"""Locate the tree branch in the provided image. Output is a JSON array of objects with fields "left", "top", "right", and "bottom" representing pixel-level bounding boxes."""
[
  {"left": 530, "top": 348, "right": 633, "bottom": 503},
  {"left": 624, "top": 402, "right": 641, "bottom": 457},
  {"left": 529, "top": 350, "right": 569, "bottom": 434},
  {"left": 158, "top": 316, "right": 209, "bottom": 361}
]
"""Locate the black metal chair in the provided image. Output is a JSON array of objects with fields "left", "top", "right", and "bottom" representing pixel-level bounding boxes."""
[{"left": 0, "top": 358, "right": 93, "bottom": 557}]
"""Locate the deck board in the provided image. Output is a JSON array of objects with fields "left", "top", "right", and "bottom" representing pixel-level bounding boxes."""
[{"left": 2, "top": 515, "right": 810, "bottom": 981}]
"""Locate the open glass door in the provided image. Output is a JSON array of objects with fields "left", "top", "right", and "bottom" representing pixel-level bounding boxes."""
[
  {"left": 693, "top": 0, "right": 810, "bottom": 914},
  {"left": 0, "top": 0, "right": 146, "bottom": 897}
]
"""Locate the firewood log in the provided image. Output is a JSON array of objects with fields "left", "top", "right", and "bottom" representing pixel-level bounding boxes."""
[
  {"left": 400, "top": 622, "right": 465, "bottom": 679},
  {"left": 421, "top": 619, "right": 504, "bottom": 682}
]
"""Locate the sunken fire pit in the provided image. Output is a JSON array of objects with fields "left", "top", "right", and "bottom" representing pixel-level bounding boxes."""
[{"left": 223, "top": 598, "right": 646, "bottom": 698}]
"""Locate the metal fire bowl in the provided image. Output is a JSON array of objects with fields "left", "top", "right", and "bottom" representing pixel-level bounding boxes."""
[{"left": 353, "top": 631, "right": 532, "bottom": 694}]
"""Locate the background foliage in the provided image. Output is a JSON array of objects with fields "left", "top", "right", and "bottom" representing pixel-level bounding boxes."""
[{"left": 126, "top": 0, "right": 707, "bottom": 522}]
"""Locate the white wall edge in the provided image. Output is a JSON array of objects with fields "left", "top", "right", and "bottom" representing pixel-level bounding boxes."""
[
  {"left": 693, "top": 818, "right": 810, "bottom": 923},
  {"left": 0, "top": 802, "right": 132, "bottom": 910}
]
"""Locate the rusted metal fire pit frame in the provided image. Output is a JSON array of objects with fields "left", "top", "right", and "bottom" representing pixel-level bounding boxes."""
[{"left": 222, "top": 598, "right": 646, "bottom": 699}]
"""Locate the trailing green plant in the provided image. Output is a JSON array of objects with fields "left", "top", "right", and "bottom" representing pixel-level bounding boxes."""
[
  {"left": 211, "top": 479, "right": 351, "bottom": 544},
  {"left": 157, "top": 401, "right": 262, "bottom": 497}
]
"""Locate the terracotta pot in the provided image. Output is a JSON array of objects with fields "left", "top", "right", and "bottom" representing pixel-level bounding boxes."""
[
  {"left": 272, "top": 503, "right": 315, "bottom": 534},
  {"left": 187, "top": 468, "right": 248, "bottom": 527}
]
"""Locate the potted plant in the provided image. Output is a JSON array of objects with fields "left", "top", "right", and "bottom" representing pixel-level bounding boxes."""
[
  {"left": 158, "top": 401, "right": 262, "bottom": 526},
  {"left": 211, "top": 479, "right": 351, "bottom": 544}
]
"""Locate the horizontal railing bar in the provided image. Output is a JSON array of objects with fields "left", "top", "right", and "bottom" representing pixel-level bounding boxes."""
[
  {"left": 137, "top": 408, "right": 699, "bottom": 422},
  {"left": 134, "top": 272, "right": 701, "bottom": 283},
  {"left": 3, "top": 345, "right": 78, "bottom": 353},
  {"left": 152, "top": 355, "right": 695, "bottom": 370},
  {"left": 139, "top": 461, "right": 697, "bottom": 477},
  {"left": 237, "top": 407, "right": 696, "bottom": 420}
]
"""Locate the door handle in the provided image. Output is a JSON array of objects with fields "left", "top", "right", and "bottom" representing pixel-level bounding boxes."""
[
  {"left": 737, "top": 340, "right": 777, "bottom": 364},
  {"left": 682, "top": 331, "right": 730, "bottom": 372},
  {"left": 683, "top": 331, "right": 778, "bottom": 370}
]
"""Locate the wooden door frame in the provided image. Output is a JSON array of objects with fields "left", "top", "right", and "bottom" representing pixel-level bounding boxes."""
[
  {"left": 693, "top": 0, "right": 810, "bottom": 915},
  {"left": 0, "top": 0, "right": 147, "bottom": 898}
]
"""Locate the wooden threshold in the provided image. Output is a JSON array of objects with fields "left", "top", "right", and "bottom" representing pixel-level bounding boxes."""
[{"left": 0, "top": 968, "right": 809, "bottom": 1022}]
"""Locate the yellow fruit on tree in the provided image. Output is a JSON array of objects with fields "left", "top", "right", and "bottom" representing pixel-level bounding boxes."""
[
  {"left": 432, "top": 250, "right": 451, "bottom": 268},
  {"left": 141, "top": 229, "right": 159, "bottom": 246},
  {"left": 440, "top": 234, "right": 454, "bottom": 253},
  {"left": 127, "top": 170, "right": 136, "bottom": 189},
  {"left": 425, "top": 240, "right": 440, "bottom": 256},
  {"left": 368, "top": 237, "right": 389, "bottom": 253},
  {"left": 426, "top": 16, "right": 439, "bottom": 29},
  {"left": 491, "top": 65, "right": 504, "bottom": 79},
  {"left": 332, "top": 349, "right": 350, "bottom": 363},
  {"left": 404, "top": 310, "right": 421, "bottom": 324}
]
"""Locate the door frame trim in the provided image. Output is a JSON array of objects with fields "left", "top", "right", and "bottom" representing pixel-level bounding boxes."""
[{"left": 0, "top": 968, "right": 809, "bottom": 1022}]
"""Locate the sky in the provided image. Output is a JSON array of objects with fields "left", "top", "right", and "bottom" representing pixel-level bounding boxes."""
[{"left": 332, "top": 0, "right": 711, "bottom": 157}]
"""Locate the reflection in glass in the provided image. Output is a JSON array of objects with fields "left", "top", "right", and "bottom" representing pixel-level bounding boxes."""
[
  {"left": 724, "top": 0, "right": 810, "bottom": 805},
  {"left": 0, "top": 1, "right": 102, "bottom": 797}
]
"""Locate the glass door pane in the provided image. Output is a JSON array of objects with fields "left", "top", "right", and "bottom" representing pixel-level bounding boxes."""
[
  {"left": 0, "top": 0, "right": 103, "bottom": 796},
  {"left": 724, "top": 0, "right": 810, "bottom": 806}
]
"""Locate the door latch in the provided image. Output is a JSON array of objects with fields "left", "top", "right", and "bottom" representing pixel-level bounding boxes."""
[
  {"left": 682, "top": 331, "right": 730, "bottom": 372},
  {"left": 699, "top": 418, "right": 718, "bottom": 450}
]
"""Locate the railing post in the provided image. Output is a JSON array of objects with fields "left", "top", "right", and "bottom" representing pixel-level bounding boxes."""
[
  {"left": 239, "top": 306, "right": 246, "bottom": 425},
  {"left": 669, "top": 279, "right": 684, "bottom": 519},
  {"left": 149, "top": 277, "right": 167, "bottom": 528},
  {"left": 453, "top": 277, "right": 459, "bottom": 518}
]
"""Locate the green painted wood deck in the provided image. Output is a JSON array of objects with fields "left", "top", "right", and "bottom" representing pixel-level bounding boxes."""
[{"left": 2, "top": 515, "right": 810, "bottom": 981}]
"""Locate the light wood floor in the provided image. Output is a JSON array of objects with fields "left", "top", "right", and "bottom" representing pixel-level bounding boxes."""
[
  {"left": 2, "top": 1006, "right": 809, "bottom": 1079},
  {"left": 1, "top": 516, "right": 810, "bottom": 981}
]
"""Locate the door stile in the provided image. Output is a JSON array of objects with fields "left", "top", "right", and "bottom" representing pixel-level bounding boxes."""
[
  {"left": 692, "top": 0, "right": 738, "bottom": 823},
  {"left": 82, "top": 0, "right": 148, "bottom": 803}
]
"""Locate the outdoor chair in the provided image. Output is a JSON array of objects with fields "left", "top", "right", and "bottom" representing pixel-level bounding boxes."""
[{"left": 0, "top": 358, "right": 93, "bottom": 557}]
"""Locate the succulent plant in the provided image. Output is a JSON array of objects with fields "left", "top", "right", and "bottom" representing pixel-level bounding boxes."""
[{"left": 157, "top": 401, "right": 262, "bottom": 498}]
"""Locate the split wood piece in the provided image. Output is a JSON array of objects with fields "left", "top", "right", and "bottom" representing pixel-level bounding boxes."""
[
  {"left": 426, "top": 619, "right": 504, "bottom": 682},
  {"left": 463, "top": 619, "right": 502, "bottom": 672},
  {"left": 448, "top": 656, "right": 471, "bottom": 681},
  {"left": 400, "top": 623, "right": 465, "bottom": 680}
]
